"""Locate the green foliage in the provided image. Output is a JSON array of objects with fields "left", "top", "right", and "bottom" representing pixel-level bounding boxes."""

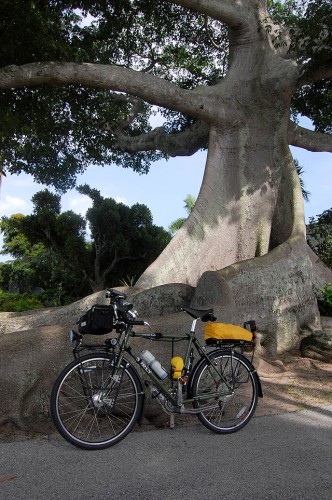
[
  {"left": 317, "top": 283, "right": 332, "bottom": 317},
  {"left": 169, "top": 217, "right": 187, "bottom": 235},
  {"left": 0, "top": 291, "right": 44, "bottom": 312},
  {"left": 0, "top": 1, "right": 330, "bottom": 188},
  {"left": 0, "top": 0, "right": 226, "bottom": 188},
  {"left": 0, "top": 187, "right": 171, "bottom": 296},
  {"left": 307, "top": 208, "right": 332, "bottom": 269},
  {"left": 34, "top": 289, "right": 79, "bottom": 308},
  {"left": 292, "top": 80, "right": 332, "bottom": 134},
  {"left": 0, "top": 288, "right": 78, "bottom": 311},
  {"left": 294, "top": 159, "right": 310, "bottom": 202},
  {"left": 169, "top": 194, "right": 196, "bottom": 235},
  {"left": 0, "top": 214, "right": 31, "bottom": 257},
  {"left": 80, "top": 184, "right": 171, "bottom": 288},
  {"left": 267, "top": 0, "right": 332, "bottom": 135}
]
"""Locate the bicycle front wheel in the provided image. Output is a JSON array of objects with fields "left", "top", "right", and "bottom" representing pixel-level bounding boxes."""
[
  {"left": 50, "top": 353, "right": 144, "bottom": 450},
  {"left": 192, "top": 350, "right": 259, "bottom": 433}
]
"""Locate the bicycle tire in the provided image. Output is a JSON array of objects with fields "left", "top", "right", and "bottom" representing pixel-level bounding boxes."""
[
  {"left": 191, "top": 350, "right": 259, "bottom": 433},
  {"left": 50, "top": 353, "right": 144, "bottom": 450}
]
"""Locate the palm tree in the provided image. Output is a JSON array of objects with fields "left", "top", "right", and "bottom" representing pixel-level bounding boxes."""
[
  {"left": 295, "top": 159, "right": 310, "bottom": 202},
  {"left": 0, "top": 161, "right": 5, "bottom": 190},
  {"left": 169, "top": 194, "right": 196, "bottom": 235}
]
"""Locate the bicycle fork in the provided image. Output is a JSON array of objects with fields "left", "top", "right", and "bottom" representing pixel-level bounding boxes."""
[{"left": 78, "top": 357, "right": 125, "bottom": 411}]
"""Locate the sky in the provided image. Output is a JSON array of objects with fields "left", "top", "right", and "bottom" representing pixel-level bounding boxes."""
[{"left": 0, "top": 128, "right": 331, "bottom": 262}]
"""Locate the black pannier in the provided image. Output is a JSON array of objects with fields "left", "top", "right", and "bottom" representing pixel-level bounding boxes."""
[{"left": 77, "top": 305, "right": 114, "bottom": 335}]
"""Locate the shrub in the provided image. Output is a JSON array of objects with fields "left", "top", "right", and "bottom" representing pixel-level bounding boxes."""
[
  {"left": 0, "top": 289, "right": 81, "bottom": 311},
  {"left": 0, "top": 292, "right": 44, "bottom": 312},
  {"left": 317, "top": 283, "right": 332, "bottom": 317},
  {"left": 34, "top": 289, "right": 79, "bottom": 307}
]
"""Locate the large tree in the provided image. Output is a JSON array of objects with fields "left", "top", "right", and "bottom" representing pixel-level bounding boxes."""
[
  {"left": 0, "top": 0, "right": 331, "bottom": 351},
  {"left": 77, "top": 184, "right": 171, "bottom": 291},
  {"left": 0, "top": 188, "right": 170, "bottom": 294}
]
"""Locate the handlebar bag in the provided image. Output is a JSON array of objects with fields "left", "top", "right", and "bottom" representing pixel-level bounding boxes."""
[
  {"left": 204, "top": 322, "right": 253, "bottom": 342},
  {"left": 77, "top": 305, "right": 114, "bottom": 335}
]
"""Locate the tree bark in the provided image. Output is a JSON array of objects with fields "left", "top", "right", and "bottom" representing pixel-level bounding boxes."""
[
  {"left": 137, "top": 118, "right": 305, "bottom": 285},
  {"left": 135, "top": 1, "right": 323, "bottom": 352},
  {"left": 137, "top": 12, "right": 304, "bottom": 288}
]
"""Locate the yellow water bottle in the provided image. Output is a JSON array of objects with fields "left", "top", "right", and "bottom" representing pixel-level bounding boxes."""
[{"left": 171, "top": 356, "right": 184, "bottom": 379}]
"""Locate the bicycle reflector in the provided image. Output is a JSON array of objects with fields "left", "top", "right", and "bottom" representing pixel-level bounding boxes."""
[
  {"left": 244, "top": 320, "right": 257, "bottom": 333},
  {"left": 69, "top": 330, "right": 82, "bottom": 342}
]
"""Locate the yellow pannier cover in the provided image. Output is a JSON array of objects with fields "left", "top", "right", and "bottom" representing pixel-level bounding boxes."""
[{"left": 204, "top": 322, "right": 253, "bottom": 342}]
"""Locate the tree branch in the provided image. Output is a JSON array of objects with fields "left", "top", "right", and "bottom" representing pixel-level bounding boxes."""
[
  {"left": 166, "top": 0, "right": 247, "bottom": 27},
  {"left": 0, "top": 61, "right": 206, "bottom": 120},
  {"left": 113, "top": 96, "right": 146, "bottom": 129},
  {"left": 288, "top": 121, "right": 332, "bottom": 153},
  {"left": 111, "top": 120, "right": 209, "bottom": 156},
  {"left": 297, "top": 60, "right": 332, "bottom": 86},
  {"left": 100, "top": 252, "right": 142, "bottom": 282}
]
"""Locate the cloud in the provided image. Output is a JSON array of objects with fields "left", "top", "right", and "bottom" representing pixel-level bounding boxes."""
[
  {"left": 0, "top": 195, "right": 30, "bottom": 216},
  {"left": 64, "top": 194, "right": 93, "bottom": 216},
  {"left": 115, "top": 196, "right": 126, "bottom": 204}
]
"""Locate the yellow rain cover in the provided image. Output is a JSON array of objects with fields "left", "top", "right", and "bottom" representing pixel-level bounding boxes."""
[{"left": 204, "top": 322, "right": 253, "bottom": 342}]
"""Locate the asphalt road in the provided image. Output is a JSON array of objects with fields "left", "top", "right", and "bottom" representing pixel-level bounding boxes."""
[{"left": 1, "top": 406, "right": 331, "bottom": 500}]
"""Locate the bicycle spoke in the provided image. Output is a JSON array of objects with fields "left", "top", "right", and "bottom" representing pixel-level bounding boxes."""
[
  {"left": 192, "top": 351, "right": 258, "bottom": 433},
  {"left": 51, "top": 354, "right": 143, "bottom": 449}
]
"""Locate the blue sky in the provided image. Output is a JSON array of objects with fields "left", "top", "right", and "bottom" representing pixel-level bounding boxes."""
[{"left": 0, "top": 138, "right": 330, "bottom": 262}]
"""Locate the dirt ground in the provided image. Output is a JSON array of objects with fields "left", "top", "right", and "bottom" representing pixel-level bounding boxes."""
[
  {"left": 254, "top": 353, "right": 332, "bottom": 416},
  {"left": 0, "top": 353, "right": 331, "bottom": 443}
]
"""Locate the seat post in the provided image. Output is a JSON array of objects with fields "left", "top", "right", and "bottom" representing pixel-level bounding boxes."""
[{"left": 191, "top": 318, "right": 198, "bottom": 334}]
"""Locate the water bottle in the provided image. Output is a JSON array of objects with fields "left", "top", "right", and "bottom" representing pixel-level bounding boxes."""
[
  {"left": 140, "top": 350, "right": 168, "bottom": 380},
  {"left": 150, "top": 385, "right": 166, "bottom": 405}
]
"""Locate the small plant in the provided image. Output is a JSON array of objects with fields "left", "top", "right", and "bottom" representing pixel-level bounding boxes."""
[
  {"left": 317, "top": 283, "right": 332, "bottom": 317},
  {"left": 119, "top": 276, "right": 137, "bottom": 287},
  {"left": 0, "top": 292, "right": 44, "bottom": 312},
  {"left": 0, "top": 290, "right": 78, "bottom": 312},
  {"left": 34, "top": 289, "right": 79, "bottom": 307}
]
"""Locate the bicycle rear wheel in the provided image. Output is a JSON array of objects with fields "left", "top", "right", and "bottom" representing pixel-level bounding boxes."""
[
  {"left": 192, "top": 350, "right": 259, "bottom": 433},
  {"left": 50, "top": 353, "right": 144, "bottom": 450}
]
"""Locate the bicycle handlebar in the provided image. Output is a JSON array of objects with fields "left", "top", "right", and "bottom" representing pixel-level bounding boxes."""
[
  {"left": 106, "top": 288, "right": 127, "bottom": 300},
  {"left": 126, "top": 320, "right": 145, "bottom": 326},
  {"left": 107, "top": 288, "right": 217, "bottom": 327}
]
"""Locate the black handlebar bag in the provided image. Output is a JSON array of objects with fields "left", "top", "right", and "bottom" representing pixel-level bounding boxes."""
[{"left": 77, "top": 305, "right": 114, "bottom": 335}]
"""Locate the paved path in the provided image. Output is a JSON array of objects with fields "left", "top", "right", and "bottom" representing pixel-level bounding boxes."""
[{"left": 1, "top": 406, "right": 332, "bottom": 500}]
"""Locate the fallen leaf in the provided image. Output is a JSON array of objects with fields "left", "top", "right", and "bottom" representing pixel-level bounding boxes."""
[{"left": 0, "top": 475, "right": 17, "bottom": 482}]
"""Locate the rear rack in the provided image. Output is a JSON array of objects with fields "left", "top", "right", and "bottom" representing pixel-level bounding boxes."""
[{"left": 205, "top": 338, "right": 255, "bottom": 353}]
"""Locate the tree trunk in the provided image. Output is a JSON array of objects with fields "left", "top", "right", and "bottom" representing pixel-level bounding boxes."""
[
  {"left": 137, "top": 113, "right": 304, "bottom": 287},
  {"left": 136, "top": 31, "right": 321, "bottom": 351},
  {"left": 136, "top": 115, "right": 320, "bottom": 352}
]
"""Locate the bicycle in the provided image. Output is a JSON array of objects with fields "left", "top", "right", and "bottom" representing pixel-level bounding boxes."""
[{"left": 50, "top": 289, "right": 263, "bottom": 450}]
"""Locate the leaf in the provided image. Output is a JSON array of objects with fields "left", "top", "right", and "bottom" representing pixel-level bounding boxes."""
[{"left": 0, "top": 475, "right": 17, "bottom": 482}]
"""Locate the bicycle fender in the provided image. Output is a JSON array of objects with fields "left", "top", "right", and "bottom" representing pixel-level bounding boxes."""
[
  {"left": 187, "top": 349, "right": 263, "bottom": 398},
  {"left": 232, "top": 351, "right": 263, "bottom": 398},
  {"left": 252, "top": 369, "right": 263, "bottom": 398},
  {"left": 121, "top": 358, "right": 146, "bottom": 423},
  {"left": 223, "top": 350, "right": 264, "bottom": 398}
]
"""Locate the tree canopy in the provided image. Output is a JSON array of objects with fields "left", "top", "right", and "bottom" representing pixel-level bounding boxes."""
[
  {"left": 0, "top": 188, "right": 170, "bottom": 297},
  {"left": 1, "top": 0, "right": 330, "bottom": 191},
  {"left": 307, "top": 207, "right": 332, "bottom": 270}
]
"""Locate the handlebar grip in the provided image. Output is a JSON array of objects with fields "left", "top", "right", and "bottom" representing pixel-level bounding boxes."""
[{"left": 127, "top": 320, "right": 145, "bottom": 326}]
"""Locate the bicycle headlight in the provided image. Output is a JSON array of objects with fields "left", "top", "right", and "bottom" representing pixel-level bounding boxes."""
[{"left": 68, "top": 330, "right": 82, "bottom": 342}]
